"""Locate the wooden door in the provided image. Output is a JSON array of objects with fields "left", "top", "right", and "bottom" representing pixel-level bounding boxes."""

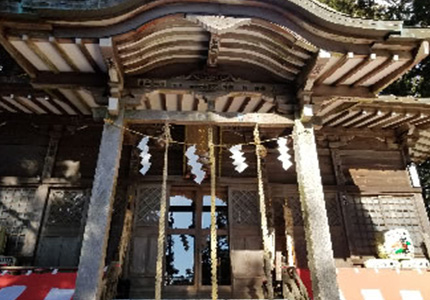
[
  {"left": 129, "top": 185, "right": 231, "bottom": 298},
  {"left": 36, "top": 188, "right": 90, "bottom": 267},
  {"left": 163, "top": 187, "right": 231, "bottom": 298},
  {"left": 229, "top": 187, "right": 265, "bottom": 299},
  {"left": 128, "top": 185, "right": 163, "bottom": 298}
]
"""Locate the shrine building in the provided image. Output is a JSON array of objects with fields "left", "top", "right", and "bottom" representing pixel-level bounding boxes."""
[{"left": 0, "top": 1, "right": 430, "bottom": 300}]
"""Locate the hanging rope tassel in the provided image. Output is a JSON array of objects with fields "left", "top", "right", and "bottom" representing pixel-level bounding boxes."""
[
  {"left": 208, "top": 126, "right": 218, "bottom": 300},
  {"left": 254, "top": 124, "right": 274, "bottom": 300},
  {"left": 155, "top": 124, "right": 171, "bottom": 300}
]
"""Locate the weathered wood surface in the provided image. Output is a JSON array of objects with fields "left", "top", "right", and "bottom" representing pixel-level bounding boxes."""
[
  {"left": 293, "top": 119, "right": 340, "bottom": 300},
  {"left": 74, "top": 109, "right": 124, "bottom": 300},
  {"left": 125, "top": 110, "right": 294, "bottom": 126}
]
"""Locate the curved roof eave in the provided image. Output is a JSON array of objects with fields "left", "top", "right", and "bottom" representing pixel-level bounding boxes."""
[{"left": 6, "top": 0, "right": 404, "bottom": 38}]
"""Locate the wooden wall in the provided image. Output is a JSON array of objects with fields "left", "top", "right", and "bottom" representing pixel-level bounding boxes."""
[
  {"left": 0, "top": 120, "right": 103, "bottom": 266},
  {"left": 0, "top": 120, "right": 429, "bottom": 299}
]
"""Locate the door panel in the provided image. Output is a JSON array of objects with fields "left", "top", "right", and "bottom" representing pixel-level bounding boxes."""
[
  {"left": 35, "top": 188, "right": 89, "bottom": 267},
  {"left": 129, "top": 185, "right": 162, "bottom": 298},
  {"left": 229, "top": 188, "right": 264, "bottom": 299}
]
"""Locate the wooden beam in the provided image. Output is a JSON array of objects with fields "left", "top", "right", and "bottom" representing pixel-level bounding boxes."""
[
  {"left": 124, "top": 110, "right": 294, "bottom": 126},
  {"left": 297, "top": 49, "right": 331, "bottom": 91},
  {"left": 0, "top": 82, "right": 45, "bottom": 97},
  {"left": 129, "top": 77, "right": 292, "bottom": 97},
  {"left": 41, "top": 127, "right": 61, "bottom": 179},
  {"left": 0, "top": 28, "right": 37, "bottom": 78},
  {"left": 45, "top": 89, "right": 79, "bottom": 115},
  {"left": 75, "top": 38, "right": 103, "bottom": 73},
  {"left": 319, "top": 126, "right": 396, "bottom": 138},
  {"left": 312, "top": 85, "right": 374, "bottom": 98},
  {"left": 315, "top": 52, "right": 353, "bottom": 85},
  {"left": 23, "top": 35, "right": 59, "bottom": 73},
  {"left": 41, "top": 90, "right": 74, "bottom": 115},
  {"left": 31, "top": 72, "right": 107, "bottom": 89},
  {"left": 352, "top": 55, "right": 398, "bottom": 87},
  {"left": 333, "top": 53, "right": 376, "bottom": 86},
  {"left": 100, "top": 38, "right": 124, "bottom": 96},
  {"left": 49, "top": 36, "right": 80, "bottom": 72},
  {"left": 372, "top": 41, "right": 430, "bottom": 93},
  {"left": 326, "top": 109, "right": 361, "bottom": 127}
]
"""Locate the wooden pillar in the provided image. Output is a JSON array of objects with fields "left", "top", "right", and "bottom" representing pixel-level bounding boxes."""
[
  {"left": 74, "top": 109, "right": 124, "bottom": 300},
  {"left": 292, "top": 118, "right": 340, "bottom": 300}
]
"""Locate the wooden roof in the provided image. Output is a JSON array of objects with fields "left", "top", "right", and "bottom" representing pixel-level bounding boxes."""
[
  {"left": 0, "top": 0, "right": 429, "bottom": 118},
  {"left": 316, "top": 96, "right": 430, "bottom": 163}
]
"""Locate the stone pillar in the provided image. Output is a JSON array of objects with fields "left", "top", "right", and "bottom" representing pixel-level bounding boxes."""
[
  {"left": 292, "top": 118, "right": 340, "bottom": 300},
  {"left": 74, "top": 109, "right": 124, "bottom": 300}
]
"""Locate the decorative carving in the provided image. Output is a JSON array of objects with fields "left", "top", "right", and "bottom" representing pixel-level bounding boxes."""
[
  {"left": 187, "top": 15, "right": 251, "bottom": 35},
  {"left": 231, "top": 190, "right": 259, "bottom": 225},
  {"left": 182, "top": 72, "right": 240, "bottom": 83},
  {"left": 135, "top": 76, "right": 289, "bottom": 96},
  {"left": 207, "top": 34, "right": 221, "bottom": 67}
]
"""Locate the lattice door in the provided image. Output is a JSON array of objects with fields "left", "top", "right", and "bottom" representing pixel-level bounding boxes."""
[
  {"left": 0, "top": 188, "right": 37, "bottom": 256},
  {"left": 230, "top": 189, "right": 260, "bottom": 226},
  {"left": 280, "top": 192, "right": 348, "bottom": 267},
  {"left": 346, "top": 194, "right": 427, "bottom": 256},
  {"left": 229, "top": 187, "right": 265, "bottom": 298},
  {"left": 129, "top": 185, "right": 162, "bottom": 282},
  {"left": 36, "top": 188, "right": 90, "bottom": 267},
  {"left": 135, "top": 186, "right": 162, "bottom": 226}
]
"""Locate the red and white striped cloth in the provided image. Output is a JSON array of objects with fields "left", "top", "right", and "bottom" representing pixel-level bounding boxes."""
[
  {"left": 0, "top": 271, "right": 76, "bottom": 300},
  {"left": 0, "top": 268, "right": 429, "bottom": 299}
]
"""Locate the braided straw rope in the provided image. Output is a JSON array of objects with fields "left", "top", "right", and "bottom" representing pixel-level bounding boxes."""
[
  {"left": 254, "top": 124, "right": 274, "bottom": 300},
  {"left": 154, "top": 124, "right": 171, "bottom": 300},
  {"left": 208, "top": 126, "right": 218, "bottom": 300},
  {"left": 104, "top": 118, "right": 290, "bottom": 148}
]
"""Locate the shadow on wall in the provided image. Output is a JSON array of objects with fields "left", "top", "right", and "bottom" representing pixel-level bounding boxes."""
[{"left": 55, "top": 161, "right": 81, "bottom": 181}]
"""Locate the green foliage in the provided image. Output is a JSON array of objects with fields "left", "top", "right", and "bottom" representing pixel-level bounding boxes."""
[
  {"left": 318, "top": 0, "right": 384, "bottom": 19},
  {"left": 411, "top": 0, "right": 430, "bottom": 26}
]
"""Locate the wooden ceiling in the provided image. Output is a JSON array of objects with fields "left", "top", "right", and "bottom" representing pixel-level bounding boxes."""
[
  {"left": 0, "top": 0, "right": 428, "bottom": 119},
  {"left": 7, "top": 36, "right": 107, "bottom": 74},
  {"left": 316, "top": 97, "right": 430, "bottom": 130},
  {"left": 115, "top": 15, "right": 317, "bottom": 81},
  {"left": 0, "top": 88, "right": 100, "bottom": 115},
  {"left": 131, "top": 91, "right": 284, "bottom": 114}
]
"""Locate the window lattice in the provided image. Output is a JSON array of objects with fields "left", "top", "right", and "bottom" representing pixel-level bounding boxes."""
[
  {"left": 231, "top": 190, "right": 259, "bottom": 225},
  {"left": 348, "top": 195, "right": 424, "bottom": 255},
  {"left": 286, "top": 195, "right": 303, "bottom": 226},
  {"left": 0, "top": 188, "right": 36, "bottom": 254},
  {"left": 46, "top": 189, "right": 90, "bottom": 227},
  {"left": 325, "top": 194, "right": 342, "bottom": 227},
  {"left": 136, "top": 187, "right": 161, "bottom": 226}
]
